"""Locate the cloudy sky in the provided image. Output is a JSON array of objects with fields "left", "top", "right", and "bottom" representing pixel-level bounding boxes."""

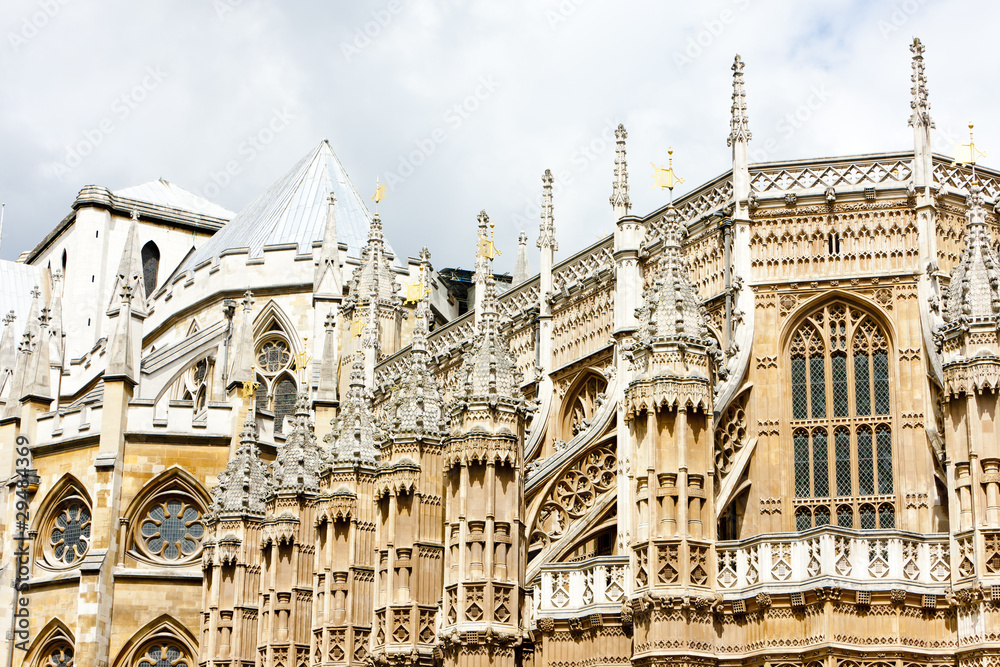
[{"left": 0, "top": 0, "right": 992, "bottom": 275}]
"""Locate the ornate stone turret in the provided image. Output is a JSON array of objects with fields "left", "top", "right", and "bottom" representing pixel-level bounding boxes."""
[
  {"left": 201, "top": 410, "right": 269, "bottom": 666},
  {"left": 611, "top": 124, "right": 631, "bottom": 219},
  {"left": 342, "top": 212, "right": 403, "bottom": 396},
  {"left": 441, "top": 214, "right": 526, "bottom": 667},
  {"left": 312, "top": 341, "right": 379, "bottom": 666},
  {"left": 372, "top": 250, "right": 447, "bottom": 667},
  {"left": 512, "top": 231, "right": 529, "bottom": 286},
  {"left": 258, "top": 393, "right": 325, "bottom": 667},
  {"left": 625, "top": 205, "right": 717, "bottom": 662}
]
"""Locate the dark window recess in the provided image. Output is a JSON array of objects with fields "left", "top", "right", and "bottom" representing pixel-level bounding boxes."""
[
  {"left": 141, "top": 241, "right": 160, "bottom": 297},
  {"left": 273, "top": 376, "right": 297, "bottom": 433},
  {"left": 827, "top": 232, "right": 840, "bottom": 254}
]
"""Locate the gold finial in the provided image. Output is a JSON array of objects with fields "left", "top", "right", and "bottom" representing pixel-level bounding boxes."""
[
  {"left": 240, "top": 365, "right": 260, "bottom": 401},
  {"left": 371, "top": 177, "right": 387, "bottom": 212},
  {"left": 953, "top": 122, "right": 988, "bottom": 174},
  {"left": 294, "top": 338, "right": 311, "bottom": 380},
  {"left": 350, "top": 317, "right": 366, "bottom": 338},
  {"left": 477, "top": 221, "right": 501, "bottom": 260},
  {"left": 652, "top": 147, "right": 685, "bottom": 205}
]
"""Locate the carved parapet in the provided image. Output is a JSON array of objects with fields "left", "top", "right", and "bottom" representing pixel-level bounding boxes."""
[
  {"left": 442, "top": 433, "right": 519, "bottom": 470},
  {"left": 624, "top": 375, "right": 712, "bottom": 418},
  {"left": 260, "top": 513, "right": 300, "bottom": 546},
  {"left": 942, "top": 354, "right": 1000, "bottom": 397},
  {"left": 374, "top": 458, "right": 421, "bottom": 498}
]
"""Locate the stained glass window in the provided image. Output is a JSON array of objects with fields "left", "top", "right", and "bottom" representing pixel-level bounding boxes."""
[
  {"left": 796, "top": 507, "right": 811, "bottom": 531},
  {"left": 137, "top": 644, "right": 188, "bottom": 667},
  {"left": 257, "top": 339, "right": 291, "bottom": 374},
  {"left": 810, "top": 356, "right": 826, "bottom": 418},
  {"left": 137, "top": 498, "right": 204, "bottom": 562},
  {"left": 792, "top": 356, "right": 807, "bottom": 420},
  {"left": 836, "top": 428, "right": 851, "bottom": 497},
  {"left": 854, "top": 349, "right": 871, "bottom": 416},
  {"left": 879, "top": 503, "right": 895, "bottom": 528},
  {"left": 273, "top": 376, "right": 297, "bottom": 434},
  {"left": 837, "top": 505, "right": 853, "bottom": 528},
  {"left": 812, "top": 430, "right": 829, "bottom": 497},
  {"left": 814, "top": 506, "right": 830, "bottom": 526},
  {"left": 832, "top": 354, "right": 848, "bottom": 417},
  {"left": 50, "top": 503, "right": 91, "bottom": 565},
  {"left": 858, "top": 426, "right": 874, "bottom": 496},
  {"left": 859, "top": 504, "right": 876, "bottom": 529},
  {"left": 794, "top": 430, "right": 810, "bottom": 498},
  {"left": 877, "top": 425, "right": 893, "bottom": 494}
]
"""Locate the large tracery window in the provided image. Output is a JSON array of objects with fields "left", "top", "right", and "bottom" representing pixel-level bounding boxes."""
[
  {"left": 254, "top": 332, "right": 297, "bottom": 434},
  {"left": 790, "top": 302, "right": 895, "bottom": 531}
]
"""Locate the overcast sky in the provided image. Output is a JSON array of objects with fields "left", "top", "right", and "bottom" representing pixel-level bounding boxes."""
[{"left": 0, "top": 0, "right": 992, "bottom": 276}]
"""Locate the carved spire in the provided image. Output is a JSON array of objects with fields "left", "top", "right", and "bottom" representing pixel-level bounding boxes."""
[
  {"left": 106, "top": 280, "right": 137, "bottom": 381},
  {"left": 636, "top": 207, "right": 709, "bottom": 345},
  {"left": 385, "top": 249, "right": 444, "bottom": 440},
  {"left": 271, "top": 392, "right": 327, "bottom": 493},
  {"left": 22, "top": 306, "right": 51, "bottom": 401},
  {"left": 909, "top": 37, "right": 934, "bottom": 129},
  {"left": 227, "top": 290, "right": 255, "bottom": 390},
  {"left": 728, "top": 55, "right": 752, "bottom": 147},
  {"left": 538, "top": 171, "right": 558, "bottom": 251},
  {"left": 315, "top": 191, "right": 343, "bottom": 298},
  {"left": 944, "top": 182, "right": 1000, "bottom": 321},
  {"left": 610, "top": 125, "right": 631, "bottom": 216},
  {"left": 317, "top": 310, "right": 338, "bottom": 401},
  {"left": 211, "top": 410, "right": 270, "bottom": 516},
  {"left": 108, "top": 211, "right": 147, "bottom": 315},
  {"left": 325, "top": 350, "right": 381, "bottom": 466},
  {"left": 48, "top": 269, "right": 65, "bottom": 367},
  {"left": 513, "top": 231, "right": 529, "bottom": 286}
]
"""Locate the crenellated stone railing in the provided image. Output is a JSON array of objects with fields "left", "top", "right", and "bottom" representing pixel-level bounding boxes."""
[
  {"left": 537, "top": 556, "right": 629, "bottom": 619},
  {"left": 716, "top": 527, "right": 951, "bottom": 595}
]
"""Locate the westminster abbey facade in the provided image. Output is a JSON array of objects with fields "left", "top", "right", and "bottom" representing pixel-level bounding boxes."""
[{"left": 0, "top": 37, "right": 996, "bottom": 667}]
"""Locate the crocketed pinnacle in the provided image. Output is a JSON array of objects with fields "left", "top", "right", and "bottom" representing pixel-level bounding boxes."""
[
  {"left": 636, "top": 206, "right": 708, "bottom": 344},
  {"left": 460, "top": 277, "right": 519, "bottom": 399},
  {"left": 346, "top": 212, "right": 399, "bottom": 309},
  {"left": 728, "top": 55, "right": 751, "bottom": 147},
  {"left": 610, "top": 125, "right": 631, "bottom": 213},
  {"left": 386, "top": 271, "right": 445, "bottom": 439},
  {"left": 538, "top": 171, "right": 558, "bottom": 250},
  {"left": 325, "top": 350, "right": 382, "bottom": 465},
  {"left": 512, "top": 231, "right": 529, "bottom": 285},
  {"left": 945, "top": 182, "right": 1000, "bottom": 321},
  {"left": 211, "top": 411, "right": 269, "bottom": 516},
  {"left": 270, "top": 392, "right": 327, "bottom": 493},
  {"left": 909, "top": 38, "right": 934, "bottom": 129}
]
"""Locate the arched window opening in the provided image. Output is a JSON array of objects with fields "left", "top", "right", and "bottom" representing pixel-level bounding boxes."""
[
  {"left": 561, "top": 373, "right": 609, "bottom": 440},
  {"left": 141, "top": 241, "right": 160, "bottom": 297},
  {"left": 789, "top": 302, "right": 896, "bottom": 531},
  {"left": 273, "top": 375, "right": 297, "bottom": 434},
  {"left": 61, "top": 249, "right": 67, "bottom": 274}
]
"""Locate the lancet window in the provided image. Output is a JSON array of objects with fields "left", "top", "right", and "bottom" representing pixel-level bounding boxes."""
[
  {"left": 253, "top": 326, "right": 297, "bottom": 433},
  {"left": 789, "top": 302, "right": 895, "bottom": 531}
]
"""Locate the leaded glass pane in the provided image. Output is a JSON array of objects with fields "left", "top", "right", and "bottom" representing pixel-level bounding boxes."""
[
  {"left": 877, "top": 425, "right": 893, "bottom": 494},
  {"left": 794, "top": 430, "right": 810, "bottom": 498},
  {"left": 795, "top": 507, "right": 811, "bottom": 532},
  {"left": 835, "top": 428, "right": 851, "bottom": 497},
  {"left": 873, "top": 350, "right": 890, "bottom": 414},
  {"left": 813, "top": 430, "right": 829, "bottom": 498},
  {"left": 859, "top": 504, "right": 876, "bottom": 529},
  {"left": 810, "top": 356, "right": 826, "bottom": 418},
  {"left": 50, "top": 503, "right": 91, "bottom": 565},
  {"left": 137, "top": 645, "right": 188, "bottom": 667},
  {"left": 854, "top": 351, "right": 870, "bottom": 416},
  {"left": 273, "top": 376, "right": 297, "bottom": 434},
  {"left": 257, "top": 339, "right": 291, "bottom": 374},
  {"left": 138, "top": 498, "right": 204, "bottom": 562},
  {"left": 837, "top": 505, "right": 853, "bottom": 528},
  {"left": 254, "top": 376, "right": 268, "bottom": 414},
  {"left": 814, "top": 506, "right": 830, "bottom": 526},
  {"left": 879, "top": 504, "right": 895, "bottom": 528},
  {"left": 791, "top": 356, "right": 807, "bottom": 419},
  {"left": 858, "top": 427, "right": 874, "bottom": 496},
  {"left": 832, "top": 354, "right": 848, "bottom": 417}
]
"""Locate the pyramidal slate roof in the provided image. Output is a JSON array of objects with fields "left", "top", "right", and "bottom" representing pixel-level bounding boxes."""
[
  {"left": 186, "top": 141, "right": 398, "bottom": 268},
  {"left": 114, "top": 179, "right": 234, "bottom": 220}
]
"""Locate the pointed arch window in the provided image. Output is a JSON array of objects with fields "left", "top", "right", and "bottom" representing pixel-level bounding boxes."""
[
  {"left": 253, "top": 320, "right": 299, "bottom": 435},
  {"left": 141, "top": 241, "right": 160, "bottom": 297},
  {"left": 789, "top": 302, "right": 896, "bottom": 531},
  {"left": 37, "top": 483, "right": 92, "bottom": 571}
]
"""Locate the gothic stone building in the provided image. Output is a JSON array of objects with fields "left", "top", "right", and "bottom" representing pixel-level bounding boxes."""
[{"left": 0, "top": 38, "right": 994, "bottom": 667}]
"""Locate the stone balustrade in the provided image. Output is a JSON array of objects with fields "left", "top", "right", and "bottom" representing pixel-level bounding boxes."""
[{"left": 537, "top": 556, "right": 629, "bottom": 619}]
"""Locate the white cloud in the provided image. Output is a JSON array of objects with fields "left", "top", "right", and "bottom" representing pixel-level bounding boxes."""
[{"left": 0, "top": 0, "right": 994, "bottom": 279}]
